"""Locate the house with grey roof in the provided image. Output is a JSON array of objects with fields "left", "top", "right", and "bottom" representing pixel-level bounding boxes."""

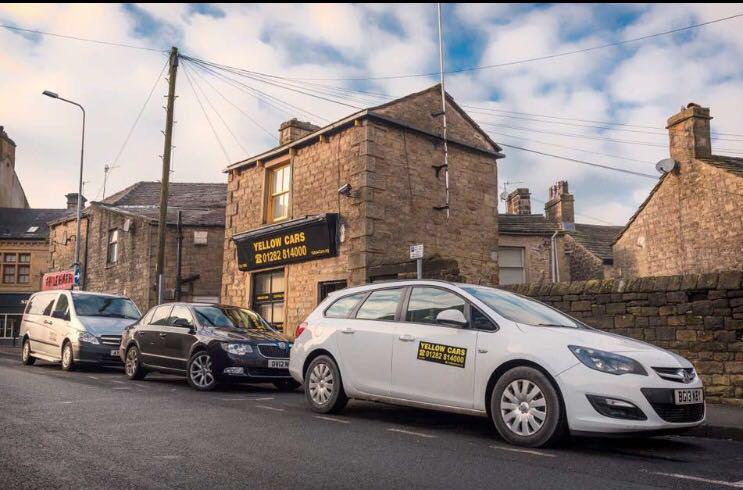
[
  {"left": 48, "top": 181, "right": 227, "bottom": 311},
  {"left": 498, "top": 181, "right": 622, "bottom": 285}
]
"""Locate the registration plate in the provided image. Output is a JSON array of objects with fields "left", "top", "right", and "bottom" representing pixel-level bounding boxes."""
[
  {"left": 110, "top": 349, "right": 119, "bottom": 357},
  {"left": 674, "top": 388, "right": 703, "bottom": 405},
  {"left": 268, "top": 359, "right": 289, "bottom": 369}
]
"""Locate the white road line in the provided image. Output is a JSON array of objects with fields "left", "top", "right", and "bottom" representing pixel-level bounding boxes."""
[
  {"left": 315, "top": 416, "right": 350, "bottom": 424},
  {"left": 112, "top": 387, "right": 131, "bottom": 390},
  {"left": 134, "top": 384, "right": 148, "bottom": 389},
  {"left": 387, "top": 428, "right": 437, "bottom": 439},
  {"left": 651, "top": 472, "right": 743, "bottom": 488},
  {"left": 87, "top": 376, "right": 99, "bottom": 380},
  {"left": 256, "top": 405, "right": 285, "bottom": 412},
  {"left": 250, "top": 397, "right": 276, "bottom": 401},
  {"left": 111, "top": 380, "right": 126, "bottom": 384},
  {"left": 220, "top": 396, "right": 276, "bottom": 402},
  {"left": 489, "top": 445, "right": 555, "bottom": 458}
]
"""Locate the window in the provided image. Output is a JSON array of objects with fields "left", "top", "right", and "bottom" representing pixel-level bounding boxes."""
[
  {"left": 2, "top": 253, "right": 16, "bottom": 284},
  {"left": 53, "top": 294, "right": 70, "bottom": 319},
  {"left": 318, "top": 280, "right": 347, "bottom": 303},
  {"left": 194, "top": 307, "right": 274, "bottom": 332},
  {"left": 193, "top": 231, "right": 208, "bottom": 245},
  {"left": 253, "top": 269, "right": 285, "bottom": 329},
  {"left": 107, "top": 229, "right": 119, "bottom": 264},
  {"left": 150, "top": 305, "right": 173, "bottom": 326},
  {"left": 71, "top": 294, "right": 140, "bottom": 319},
  {"left": 471, "top": 307, "right": 497, "bottom": 331},
  {"left": 355, "top": 288, "right": 403, "bottom": 321},
  {"left": 325, "top": 292, "right": 367, "bottom": 319},
  {"left": 266, "top": 164, "right": 291, "bottom": 223},
  {"left": 42, "top": 294, "right": 58, "bottom": 316},
  {"left": 17, "top": 253, "right": 30, "bottom": 284},
  {"left": 498, "top": 246, "right": 525, "bottom": 285},
  {"left": 27, "top": 294, "right": 54, "bottom": 315},
  {"left": 170, "top": 305, "right": 194, "bottom": 327},
  {"left": 26, "top": 226, "right": 39, "bottom": 233},
  {"left": 406, "top": 287, "right": 465, "bottom": 325}
]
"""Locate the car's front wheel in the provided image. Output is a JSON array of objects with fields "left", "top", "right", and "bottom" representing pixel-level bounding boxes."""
[
  {"left": 305, "top": 355, "right": 348, "bottom": 413},
  {"left": 61, "top": 341, "right": 75, "bottom": 371},
  {"left": 187, "top": 351, "right": 218, "bottom": 391},
  {"left": 490, "top": 366, "right": 566, "bottom": 448},
  {"left": 125, "top": 346, "right": 146, "bottom": 380},
  {"left": 21, "top": 339, "right": 35, "bottom": 366}
]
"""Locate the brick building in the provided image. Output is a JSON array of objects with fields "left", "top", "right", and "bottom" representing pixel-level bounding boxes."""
[
  {"left": 49, "top": 182, "right": 226, "bottom": 311},
  {"left": 613, "top": 104, "right": 743, "bottom": 277},
  {"left": 498, "top": 182, "right": 622, "bottom": 284},
  {"left": 0, "top": 127, "right": 29, "bottom": 208},
  {"left": 221, "top": 85, "right": 504, "bottom": 333}
]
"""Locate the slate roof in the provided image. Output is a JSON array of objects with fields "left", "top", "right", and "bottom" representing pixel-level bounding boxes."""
[
  {"left": 0, "top": 207, "right": 70, "bottom": 240},
  {"left": 498, "top": 214, "right": 621, "bottom": 263}
]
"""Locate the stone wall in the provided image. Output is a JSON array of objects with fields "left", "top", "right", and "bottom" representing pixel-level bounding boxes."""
[
  {"left": 502, "top": 271, "right": 743, "bottom": 406},
  {"left": 0, "top": 128, "right": 28, "bottom": 208},
  {"left": 563, "top": 235, "right": 604, "bottom": 281}
]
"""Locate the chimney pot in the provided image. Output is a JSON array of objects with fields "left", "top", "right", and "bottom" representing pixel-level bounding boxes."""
[
  {"left": 666, "top": 103, "right": 712, "bottom": 162},
  {"left": 544, "top": 180, "right": 574, "bottom": 228},
  {"left": 506, "top": 188, "right": 532, "bottom": 215},
  {"left": 65, "top": 192, "right": 87, "bottom": 210}
]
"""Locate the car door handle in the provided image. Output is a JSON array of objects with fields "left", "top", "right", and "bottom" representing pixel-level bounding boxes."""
[
  {"left": 341, "top": 328, "right": 355, "bottom": 334},
  {"left": 43, "top": 320, "right": 52, "bottom": 325},
  {"left": 478, "top": 348, "right": 488, "bottom": 354},
  {"left": 398, "top": 334, "right": 416, "bottom": 342},
  {"left": 159, "top": 333, "right": 168, "bottom": 338}
]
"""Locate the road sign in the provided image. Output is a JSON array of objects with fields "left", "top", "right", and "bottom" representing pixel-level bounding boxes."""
[
  {"left": 73, "top": 264, "right": 80, "bottom": 286},
  {"left": 410, "top": 244, "right": 424, "bottom": 260}
]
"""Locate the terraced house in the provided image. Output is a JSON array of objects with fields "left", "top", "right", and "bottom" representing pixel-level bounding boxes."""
[{"left": 221, "top": 85, "right": 504, "bottom": 333}]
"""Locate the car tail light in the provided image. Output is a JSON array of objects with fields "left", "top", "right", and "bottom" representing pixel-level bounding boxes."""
[{"left": 295, "top": 322, "right": 308, "bottom": 338}]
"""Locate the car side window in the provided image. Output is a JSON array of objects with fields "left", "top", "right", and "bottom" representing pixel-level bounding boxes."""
[
  {"left": 471, "top": 307, "right": 497, "bottom": 331},
  {"left": 325, "top": 292, "right": 368, "bottom": 318},
  {"left": 53, "top": 294, "right": 70, "bottom": 319},
  {"left": 42, "top": 294, "right": 58, "bottom": 317},
  {"left": 150, "top": 305, "right": 172, "bottom": 326},
  {"left": 406, "top": 287, "right": 465, "bottom": 325},
  {"left": 170, "top": 305, "right": 194, "bottom": 327},
  {"left": 355, "top": 289, "right": 403, "bottom": 321}
]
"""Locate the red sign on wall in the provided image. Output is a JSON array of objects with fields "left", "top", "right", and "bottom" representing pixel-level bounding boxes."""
[{"left": 42, "top": 270, "right": 75, "bottom": 291}]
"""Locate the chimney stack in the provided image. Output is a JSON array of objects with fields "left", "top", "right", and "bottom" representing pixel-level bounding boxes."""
[
  {"left": 666, "top": 102, "right": 712, "bottom": 163},
  {"left": 0, "top": 126, "right": 16, "bottom": 170},
  {"left": 506, "top": 188, "right": 532, "bottom": 215},
  {"left": 544, "top": 180, "right": 574, "bottom": 229},
  {"left": 279, "top": 118, "right": 320, "bottom": 146},
  {"left": 65, "top": 192, "right": 87, "bottom": 211}
]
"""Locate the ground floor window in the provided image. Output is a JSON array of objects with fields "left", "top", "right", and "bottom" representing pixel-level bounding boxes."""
[
  {"left": 253, "top": 269, "right": 285, "bottom": 329},
  {"left": 498, "top": 246, "right": 525, "bottom": 285},
  {"left": 318, "top": 280, "right": 347, "bottom": 303}
]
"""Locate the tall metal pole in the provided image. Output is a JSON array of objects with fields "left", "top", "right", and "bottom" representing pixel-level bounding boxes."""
[
  {"left": 437, "top": 3, "right": 450, "bottom": 219},
  {"left": 175, "top": 210, "right": 183, "bottom": 302},
  {"left": 156, "top": 46, "right": 179, "bottom": 304}
]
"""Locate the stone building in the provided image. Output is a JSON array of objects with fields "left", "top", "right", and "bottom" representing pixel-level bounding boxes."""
[
  {"left": 221, "top": 85, "right": 504, "bottom": 333},
  {"left": 0, "top": 127, "right": 29, "bottom": 208},
  {"left": 613, "top": 104, "right": 743, "bottom": 278},
  {"left": 49, "top": 181, "right": 226, "bottom": 311},
  {"left": 498, "top": 182, "right": 622, "bottom": 285},
  {"left": 0, "top": 204, "right": 69, "bottom": 340}
]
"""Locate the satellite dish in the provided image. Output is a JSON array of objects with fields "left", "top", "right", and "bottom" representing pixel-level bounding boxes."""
[
  {"left": 499, "top": 191, "right": 509, "bottom": 201},
  {"left": 655, "top": 158, "right": 677, "bottom": 174}
]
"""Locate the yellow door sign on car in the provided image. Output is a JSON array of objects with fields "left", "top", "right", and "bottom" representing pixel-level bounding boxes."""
[{"left": 417, "top": 341, "right": 467, "bottom": 368}]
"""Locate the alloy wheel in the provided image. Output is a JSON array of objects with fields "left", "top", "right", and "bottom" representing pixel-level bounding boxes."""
[
  {"left": 189, "top": 354, "right": 214, "bottom": 388},
  {"left": 308, "top": 362, "right": 334, "bottom": 405},
  {"left": 500, "top": 379, "right": 547, "bottom": 437},
  {"left": 125, "top": 348, "right": 138, "bottom": 377},
  {"left": 22, "top": 341, "right": 30, "bottom": 362},
  {"left": 62, "top": 345, "right": 72, "bottom": 369}
]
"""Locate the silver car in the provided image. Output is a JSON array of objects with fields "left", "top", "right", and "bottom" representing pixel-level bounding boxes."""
[{"left": 19, "top": 290, "right": 141, "bottom": 370}]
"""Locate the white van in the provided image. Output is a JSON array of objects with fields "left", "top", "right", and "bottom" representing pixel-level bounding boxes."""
[{"left": 19, "top": 290, "right": 141, "bottom": 370}]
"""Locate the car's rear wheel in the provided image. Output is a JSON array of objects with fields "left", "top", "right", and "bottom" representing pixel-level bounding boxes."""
[
  {"left": 125, "top": 346, "right": 146, "bottom": 380},
  {"left": 187, "top": 351, "right": 218, "bottom": 391},
  {"left": 490, "top": 366, "right": 566, "bottom": 448},
  {"left": 305, "top": 355, "right": 347, "bottom": 414},
  {"left": 273, "top": 379, "right": 301, "bottom": 392},
  {"left": 61, "top": 341, "right": 75, "bottom": 371},
  {"left": 21, "top": 339, "right": 35, "bottom": 366}
]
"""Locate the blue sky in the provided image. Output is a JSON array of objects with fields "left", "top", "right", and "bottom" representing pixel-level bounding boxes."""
[{"left": 1, "top": 3, "right": 742, "bottom": 225}]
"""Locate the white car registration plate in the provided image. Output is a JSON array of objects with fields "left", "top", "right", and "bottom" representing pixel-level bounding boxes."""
[
  {"left": 674, "top": 388, "right": 703, "bottom": 405},
  {"left": 110, "top": 349, "right": 119, "bottom": 357},
  {"left": 268, "top": 359, "right": 289, "bottom": 369}
]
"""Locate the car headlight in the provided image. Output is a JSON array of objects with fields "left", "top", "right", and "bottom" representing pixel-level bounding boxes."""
[
  {"left": 78, "top": 331, "right": 99, "bottom": 345},
  {"left": 569, "top": 345, "right": 647, "bottom": 376},
  {"left": 221, "top": 343, "right": 253, "bottom": 355}
]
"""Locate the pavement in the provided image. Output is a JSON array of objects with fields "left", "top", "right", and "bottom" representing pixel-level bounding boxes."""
[{"left": 2, "top": 346, "right": 743, "bottom": 489}]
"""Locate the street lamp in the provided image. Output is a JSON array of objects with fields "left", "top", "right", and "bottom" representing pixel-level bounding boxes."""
[{"left": 43, "top": 90, "right": 85, "bottom": 289}]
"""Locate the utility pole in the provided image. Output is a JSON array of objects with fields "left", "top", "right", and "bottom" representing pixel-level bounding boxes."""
[
  {"left": 436, "top": 3, "right": 450, "bottom": 219},
  {"left": 175, "top": 210, "right": 183, "bottom": 301},
  {"left": 156, "top": 46, "right": 179, "bottom": 304}
]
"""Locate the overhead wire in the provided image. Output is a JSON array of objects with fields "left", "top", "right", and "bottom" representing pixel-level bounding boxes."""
[{"left": 0, "top": 23, "right": 166, "bottom": 52}]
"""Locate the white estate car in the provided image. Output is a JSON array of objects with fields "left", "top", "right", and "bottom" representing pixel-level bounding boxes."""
[{"left": 289, "top": 280, "right": 704, "bottom": 447}]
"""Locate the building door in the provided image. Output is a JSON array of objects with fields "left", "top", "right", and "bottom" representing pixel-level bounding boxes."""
[
  {"left": 253, "top": 269, "right": 285, "bottom": 331},
  {"left": 318, "top": 280, "right": 347, "bottom": 303}
]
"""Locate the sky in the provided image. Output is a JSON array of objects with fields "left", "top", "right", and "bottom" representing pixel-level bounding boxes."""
[{"left": 1, "top": 3, "right": 742, "bottom": 225}]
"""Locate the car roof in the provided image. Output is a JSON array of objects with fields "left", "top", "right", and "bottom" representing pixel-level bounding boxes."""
[
  {"left": 32, "top": 290, "right": 131, "bottom": 299},
  {"left": 325, "top": 279, "right": 461, "bottom": 299}
]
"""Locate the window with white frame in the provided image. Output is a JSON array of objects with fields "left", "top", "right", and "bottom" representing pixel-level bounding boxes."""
[
  {"left": 107, "top": 229, "right": 119, "bottom": 264},
  {"left": 498, "top": 246, "right": 525, "bottom": 285}
]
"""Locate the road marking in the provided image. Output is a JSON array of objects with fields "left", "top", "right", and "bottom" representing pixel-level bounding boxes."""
[
  {"left": 315, "top": 416, "right": 350, "bottom": 424},
  {"left": 220, "top": 396, "right": 276, "bottom": 402},
  {"left": 87, "top": 376, "right": 99, "bottom": 380},
  {"left": 251, "top": 397, "right": 276, "bottom": 401},
  {"left": 112, "top": 387, "right": 131, "bottom": 390},
  {"left": 489, "top": 445, "right": 555, "bottom": 458},
  {"left": 650, "top": 472, "right": 743, "bottom": 488},
  {"left": 111, "top": 380, "right": 126, "bottom": 384},
  {"left": 134, "top": 384, "right": 148, "bottom": 388},
  {"left": 387, "top": 428, "right": 437, "bottom": 439},
  {"left": 256, "top": 405, "right": 285, "bottom": 412}
]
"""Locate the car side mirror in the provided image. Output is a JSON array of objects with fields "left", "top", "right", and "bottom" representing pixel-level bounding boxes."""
[
  {"left": 436, "top": 309, "right": 467, "bottom": 328},
  {"left": 172, "top": 318, "right": 193, "bottom": 331},
  {"left": 52, "top": 310, "right": 69, "bottom": 321}
]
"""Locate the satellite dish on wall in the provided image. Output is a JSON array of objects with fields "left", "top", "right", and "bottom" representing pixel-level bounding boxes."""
[
  {"left": 499, "top": 191, "right": 509, "bottom": 201},
  {"left": 655, "top": 158, "right": 677, "bottom": 174}
]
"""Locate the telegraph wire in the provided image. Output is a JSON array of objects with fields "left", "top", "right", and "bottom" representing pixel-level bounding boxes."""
[
  {"left": 0, "top": 23, "right": 166, "bottom": 52},
  {"left": 181, "top": 63, "right": 231, "bottom": 164}
]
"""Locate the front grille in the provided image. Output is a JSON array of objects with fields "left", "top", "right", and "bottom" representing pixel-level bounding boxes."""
[
  {"left": 99, "top": 335, "right": 122, "bottom": 346},
  {"left": 653, "top": 367, "right": 696, "bottom": 384},
  {"left": 258, "top": 344, "right": 289, "bottom": 358},
  {"left": 247, "top": 367, "right": 290, "bottom": 377},
  {"left": 641, "top": 388, "right": 705, "bottom": 423}
]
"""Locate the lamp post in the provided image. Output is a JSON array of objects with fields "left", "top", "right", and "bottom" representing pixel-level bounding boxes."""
[{"left": 43, "top": 90, "right": 85, "bottom": 289}]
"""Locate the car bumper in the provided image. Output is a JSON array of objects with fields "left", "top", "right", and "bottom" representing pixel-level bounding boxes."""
[
  {"left": 211, "top": 347, "right": 293, "bottom": 382},
  {"left": 556, "top": 363, "right": 705, "bottom": 434},
  {"left": 74, "top": 343, "right": 124, "bottom": 366}
]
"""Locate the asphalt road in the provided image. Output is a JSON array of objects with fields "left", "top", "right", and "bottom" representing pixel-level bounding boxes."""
[{"left": 1, "top": 352, "right": 742, "bottom": 490}]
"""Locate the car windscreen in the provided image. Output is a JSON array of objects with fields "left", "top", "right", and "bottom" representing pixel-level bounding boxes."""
[
  {"left": 71, "top": 294, "right": 140, "bottom": 320},
  {"left": 193, "top": 306, "right": 275, "bottom": 332},
  {"left": 462, "top": 286, "right": 586, "bottom": 329}
]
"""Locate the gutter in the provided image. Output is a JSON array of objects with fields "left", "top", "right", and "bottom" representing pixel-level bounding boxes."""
[{"left": 551, "top": 230, "right": 561, "bottom": 283}]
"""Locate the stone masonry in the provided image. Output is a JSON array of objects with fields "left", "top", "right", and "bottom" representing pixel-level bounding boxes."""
[{"left": 502, "top": 271, "right": 743, "bottom": 406}]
